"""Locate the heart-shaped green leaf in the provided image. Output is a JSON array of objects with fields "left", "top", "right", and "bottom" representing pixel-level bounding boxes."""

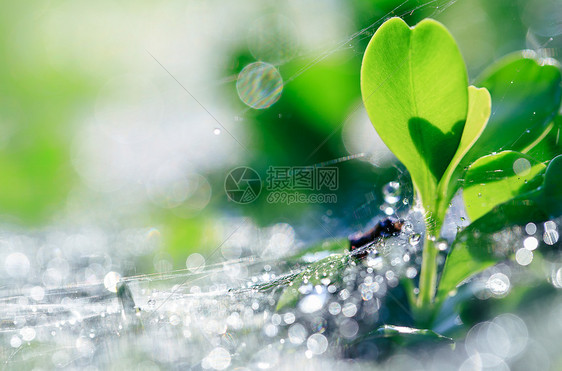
[
  {"left": 360, "top": 17, "right": 468, "bottom": 215},
  {"left": 463, "top": 151, "right": 546, "bottom": 222},
  {"left": 463, "top": 52, "right": 562, "bottom": 165}
]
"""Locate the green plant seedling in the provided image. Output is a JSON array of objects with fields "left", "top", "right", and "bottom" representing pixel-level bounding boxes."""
[
  {"left": 275, "top": 17, "right": 561, "bottom": 335},
  {"left": 360, "top": 17, "right": 562, "bottom": 324}
]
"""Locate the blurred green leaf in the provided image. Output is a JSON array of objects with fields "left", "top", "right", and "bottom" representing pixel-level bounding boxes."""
[
  {"left": 161, "top": 213, "right": 217, "bottom": 266},
  {"left": 0, "top": 143, "right": 69, "bottom": 222},
  {"left": 283, "top": 57, "right": 360, "bottom": 136},
  {"left": 360, "top": 17, "right": 468, "bottom": 216},
  {"left": 463, "top": 151, "right": 546, "bottom": 221},
  {"left": 285, "top": 238, "right": 348, "bottom": 262},
  {"left": 364, "top": 324, "right": 454, "bottom": 345},
  {"left": 0, "top": 26, "right": 96, "bottom": 223},
  {"left": 463, "top": 53, "right": 562, "bottom": 164}
]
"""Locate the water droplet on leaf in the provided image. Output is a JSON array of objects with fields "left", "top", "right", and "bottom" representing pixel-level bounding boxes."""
[
  {"left": 409, "top": 233, "right": 421, "bottom": 246},
  {"left": 382, "top": 181, "right": 401, "bottom": 204}
]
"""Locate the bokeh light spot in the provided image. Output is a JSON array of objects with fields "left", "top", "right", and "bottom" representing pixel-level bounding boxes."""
[
  {"left": 103, "top": 271, "right": 121, "bottom": 293},
  {"left": 236, "top": 62, "right": 283, "bottom": 109},
  {"left": 513, "top": 158, "right": 531, "bottom": 176}
]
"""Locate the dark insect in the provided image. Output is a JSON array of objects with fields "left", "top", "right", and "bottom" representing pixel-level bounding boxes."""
[{"left": 349, "top": 218, "right": 404, "bottom": 253}]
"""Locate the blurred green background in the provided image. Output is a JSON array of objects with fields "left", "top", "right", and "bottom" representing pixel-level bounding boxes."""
[{"left": 0, "top": 0, "right": 559, "bottom": 272}]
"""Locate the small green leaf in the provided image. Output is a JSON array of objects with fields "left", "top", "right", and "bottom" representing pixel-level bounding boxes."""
[
  {"left": 362, "top": 324, "right": 454, "bottom": 345},
  {"left": 542, "top": 155, "right": 562, "bottom": 201},
  {"left": 436, "top": 235, "right": 497, "bottom": 304},
  {"left": 360, "top": 17, "right": 468, "bottom": 215},
  {"left": 463, "top": 52, "right": 562, "bottom": 164},
  {"left": 534, "top": 154, "right": 562, "bottom": 218},
  {"left": 276, "top": 253, "right": 348, "bottom": 311},
  {"left": 437, "top": 156, "right": 562, "bottom": 303},
  {"left": 525, "top": 115, "right": 562, "bottom": 162},
  {"left": 436, "top": 199, "right": 548, "bottom": 303},
  {"left": 463, "top": 151, "right": 546, "bottom": 222},
  {"left": 438, "top": 86, "right": 492, "bottom": 216}
]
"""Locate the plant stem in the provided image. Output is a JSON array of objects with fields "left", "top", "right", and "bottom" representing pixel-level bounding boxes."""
[{"left": 417, "top": 233, "right": 438, "bottom": 310}]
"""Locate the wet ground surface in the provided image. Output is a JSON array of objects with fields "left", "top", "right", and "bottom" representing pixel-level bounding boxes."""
[{"left": 1, "top": 211, "right": 562, "bottom": 370}]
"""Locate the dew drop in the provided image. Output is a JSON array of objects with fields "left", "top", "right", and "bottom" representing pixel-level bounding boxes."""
[
  {"left": 544, "top": 229, "right": 559, "bottom": 245},
  {"left": 486, "top": 273, "right": 510, "bottom": 296},
  {"left": 341, "top": 302, "right": 357, "bottom": 318},
  {"left": 382, "top": 181, "right": 401, "bottom": 204},
  {"left": 525, "top": 222, "right": 537, "bottom": 235},
  {"left": 5, "top": 252, "right": 30, "bottom": 278},
  {"left": 103, "top": 271, "right": 121, "bottom": 293},
  {"left": 20, "top": 327, "right": 36, "bottom": 342},
  {"left": 437, "top": 240, "right": 448, "bottom": 251},
  {"left": 307, "top": 333, "right": 328, "bottom": 355},
  {"left": 516, "top": 248, "right": 533, "bottom": 266},
  {"left": 544, "top": 221, "right": 557, "bottom": 231},
  {"left": 409, "top": 233, "right": 421, "bottom": 246},
  {"left": 328, "top": 302, "right": 341, "bottom": 315},
  {"left": 283, "top": 312, "right": 296, "bottom": 324},
  {"left": 213, "top": 128, "right": 221, "bottom": 135},
  {"left": 186, "top": 253, "right": 206, "bottom": 273},
  {"left": 288, "top": 323, "right": 307, "bottom": 344},
  {"left": 10, "top": 336, "right": 21, "bottom": 348},
  {"left": 339, "top": 319, "right": 359, "bottom": 339},
  {"left": 383, "top": 206, "right": 394, "bottom": 215},
  {"left": 403, "top": 222, "right": 414, "bottom": 233},
  {"left": 30, "top": 286, "right": 45, "bottom": 301},
  {"left": 264, "top": 323, "right": 278, "bottom": 337},
  {"left": 513, "top": 158, "right": 531, "bottom": 176},
  {"left": 205, "top": 347, "right": 231, "bottom": 370},
  {"left": 524, "top": 236, "right": 538, "bottom": 251},
  {"left": 406, "top": 267, "right": 418, "bottom": 278},
  {"left": 299, "top": 291, "right": 327, "bottom": 314}
]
